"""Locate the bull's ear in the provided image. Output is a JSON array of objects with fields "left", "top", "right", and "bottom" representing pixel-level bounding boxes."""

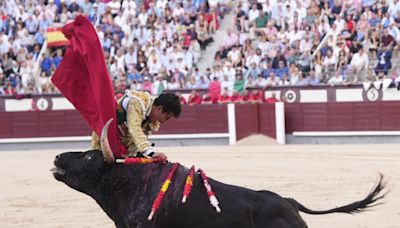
[{"left": 100, "top": 118, "right": 116, "bottom": 164}]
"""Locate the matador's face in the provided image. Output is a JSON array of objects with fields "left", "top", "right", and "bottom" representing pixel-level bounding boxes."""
[{"left": 150, "top": 105, "right": 174, "bottom": 124}]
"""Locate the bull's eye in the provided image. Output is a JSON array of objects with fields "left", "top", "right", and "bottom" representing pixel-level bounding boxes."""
[{"left": 84, "top": 155, "right": 93, "bottom": 161}]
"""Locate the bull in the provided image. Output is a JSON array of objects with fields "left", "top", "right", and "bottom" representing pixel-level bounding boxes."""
[{"left": 52, "top": 120, "right": 386, "bottom": 228}]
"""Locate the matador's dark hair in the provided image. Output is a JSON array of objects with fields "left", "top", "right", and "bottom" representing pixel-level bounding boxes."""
[{"left": 154, "top": 93, "right": 181, "bottom": 118}]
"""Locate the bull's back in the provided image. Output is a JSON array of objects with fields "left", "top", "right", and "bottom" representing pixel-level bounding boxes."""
[{"left": 179, "top": 177, "right": 307, "bottom": 228}]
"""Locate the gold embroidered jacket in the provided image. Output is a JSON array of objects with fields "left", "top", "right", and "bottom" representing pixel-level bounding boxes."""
[{"left": 91, "top": 90, "right": 160, "bottom": 157}]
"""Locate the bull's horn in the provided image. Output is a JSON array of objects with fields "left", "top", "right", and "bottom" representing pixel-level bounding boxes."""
[{"left": 101, "top": 118, "right": 115, "bottom": 164}]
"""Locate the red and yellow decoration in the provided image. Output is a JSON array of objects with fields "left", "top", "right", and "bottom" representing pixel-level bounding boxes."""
[
  {"left": 148, "top": 163, "right": 180, "bottom": 221},
  {"left": 47, "top": 27, "right": 69, "bottom": 47},
  {"left": 182, "top": 165, "right": 195, "bottom": 203},
  {"left": 116, "top": 157, "right": 167, "bottom": 164},
  {"left": 117, "top": 159, "right": 222, "bottom": 219}
]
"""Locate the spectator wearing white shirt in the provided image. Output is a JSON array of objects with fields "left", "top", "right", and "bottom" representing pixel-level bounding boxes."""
[
  {"left": 388, "top": 23, "right": 400, "bottom": 42},
  {"left": 245, "top": 50, "right": 260, "bottom": 69},
  {"left": 244, "top": 75, "right": 256, "bottom": 88},
  {"left": 248, "top": 4, "right": 259, "bottom": 22},
  {"left": 175, "top": 57, "right": 188, "bottom": 75},
  {"left": 173, "top": 3, "right": 185, "bottom": 18},
  {"left": 148, "top": 56, "right": 162, "bottom": 75},
  {"left": 220, "top": 74, "right": 234, "bottom": 95},
  {"left": 333, "top": 14, "right": 346, "bottom": 33},
  {"left": 124, "top": 46, "right": 137, "bottom": 69},
  {"left": 222, "top": 28, "right": 238, "bottom": 50},
  {"left": 167, "top": 77, "right": 181, "bottom": 90},
  {"left": 108, "top": 0, "right": 121, "bottom": 17},
  {"left": 255, "top": 75, "right": 267, "bottom": 87},
  {"left": 328, "top": 70, "right": 344, "bottom": 86},
  {"left": 228, "top": 45, "right": 242, "bottom": 67},
  {"left": 381, "top": 12, "right": 394, "bottom": 29},
  {"left": 350, "top": 46, "right": 369, "bottom": 82},
  {"left": 265, "top": 71, "right": 281, "bottom": 87},
  {"left": 287, "top": 26, "right": 304, "bottom": 45},
  {"left": 208, "top": 0, "right": 220, "bottom": 9},
  {"left": 157, "top": 0, "right": 169, "bottom": 10},
  {"left": 122, "top": 0, "right": 137, "bottom": 15},
  {"left": 388, "top": 0, "right": 400, "bottom": 17},
  {"left": 223, "top": 63, "right": 236, "bottom": 81},
  {"left": 183, "top": 48, "right": 194, "bottom": 71},
  {"left": 137, "top": 6, "right": 148, "bottom": 26}
]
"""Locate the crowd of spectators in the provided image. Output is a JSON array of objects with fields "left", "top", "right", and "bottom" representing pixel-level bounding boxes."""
[
  {"left": 0, "top": 0, "right": 229, "bottom": 96},
  {"left": 226, "top": 0, "right": 400, "bottom": 91},
  {"left": 0, "top": 0, "right": 56, "bottom": 95},
  {"left": 2, "top": 0, "right": 400, "bottom": 99}
]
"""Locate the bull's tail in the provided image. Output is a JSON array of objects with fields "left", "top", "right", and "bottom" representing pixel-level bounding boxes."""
[{"left": 286, "top": 174, "right": 386, "bottom": 215}]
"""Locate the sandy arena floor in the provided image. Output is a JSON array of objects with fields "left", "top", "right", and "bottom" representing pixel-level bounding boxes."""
[{"left": 0, "top": 143, "right": 399, "bottom": 228}]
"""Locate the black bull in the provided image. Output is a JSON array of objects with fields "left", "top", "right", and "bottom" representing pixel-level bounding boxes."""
[{"left": 52, "top": 122, "right": 385, "bottom": 228}]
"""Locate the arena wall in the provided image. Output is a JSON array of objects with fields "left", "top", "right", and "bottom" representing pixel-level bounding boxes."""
[{"left": 1, "top": 85, "right": 400, "bottom": 147}]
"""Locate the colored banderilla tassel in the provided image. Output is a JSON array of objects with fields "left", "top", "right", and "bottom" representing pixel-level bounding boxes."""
[
  {"left": 198, "top": 169, "right": 221, "bottom": 213},
  {"left": 182, "top": 166, "right": 195, "bottom": 203},
  {"left": 148, "top": 163, "right": 180, "bottom": 220},
  {"left": 116, "top": 157, "right": 167, "bottom": 164}
]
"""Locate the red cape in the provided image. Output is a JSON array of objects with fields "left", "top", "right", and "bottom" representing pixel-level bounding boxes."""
[{"left": 51, "top": 16, "right": 126, "bottom": 157}]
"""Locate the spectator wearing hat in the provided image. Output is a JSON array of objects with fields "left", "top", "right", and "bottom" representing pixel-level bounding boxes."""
[
  {"left": 152, "top": 75, "right": 167, "bottom": 95},
  {"left": 141, "top": 76, "right": 153, "bottom": 94}
]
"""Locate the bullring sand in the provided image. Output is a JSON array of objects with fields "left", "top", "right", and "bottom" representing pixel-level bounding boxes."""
[{"left": 0, "top": 143, "right": 399, "bottom": 227}]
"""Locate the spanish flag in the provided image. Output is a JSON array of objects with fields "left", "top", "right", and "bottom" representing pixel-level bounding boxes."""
[{"left": 47, "top": 27, "right": 69, "bottom": 47}]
